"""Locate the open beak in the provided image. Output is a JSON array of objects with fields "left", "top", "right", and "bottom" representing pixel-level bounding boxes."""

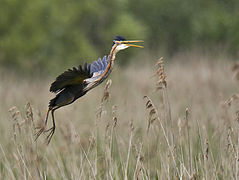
[{"left": 118, "top": 40, "right": 144, "bottom": 48}]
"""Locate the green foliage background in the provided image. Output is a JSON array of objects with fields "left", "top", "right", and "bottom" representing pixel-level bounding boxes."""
[{"left": 0, "top": 0, "right": 239, "bottom": 74}]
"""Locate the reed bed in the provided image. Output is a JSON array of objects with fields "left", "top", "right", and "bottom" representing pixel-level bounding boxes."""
[{"left": 0, "top": 54, "right": 239, "bottom": 179}]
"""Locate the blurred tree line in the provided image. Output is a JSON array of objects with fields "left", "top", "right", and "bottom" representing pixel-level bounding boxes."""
[{"left": 0, "top": 0, "right": 239, "bottom": 74}]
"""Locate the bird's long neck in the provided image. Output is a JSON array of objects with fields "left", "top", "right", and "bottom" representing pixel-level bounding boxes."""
[
  {"left": 83, "top": 44, "right": 118, "bottom": 91},
  {"left": 107, "top": 44, "right": 118, "bottom": 71},
  {"left": 97, "top": 44, "right": 118, "bottom": 80}
]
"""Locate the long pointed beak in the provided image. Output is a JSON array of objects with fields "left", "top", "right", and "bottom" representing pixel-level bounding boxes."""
[
  {"left": 121, "top": 40, "right": 144, "bottom": 48},
  {"left": 121, "top": 40, "right": 144, "bottom": 43},
  {"left": 125, "top": 44, "right": 144, "bottom": 48}
]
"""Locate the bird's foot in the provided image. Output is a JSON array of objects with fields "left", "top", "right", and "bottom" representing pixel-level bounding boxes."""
[
  {"left": 45, "top": 127, "right": 55, "bottom": 145},
  {"left": 35, "top": 125, "right": 55, "bottom": 144},
  {"left": 35, "top": 125, "right": 46, "bottom": 141}
]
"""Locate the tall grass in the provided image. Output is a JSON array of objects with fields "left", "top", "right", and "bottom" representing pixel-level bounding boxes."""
[{"left": 0, "top": 54, "right": 239, "bottom": 179}]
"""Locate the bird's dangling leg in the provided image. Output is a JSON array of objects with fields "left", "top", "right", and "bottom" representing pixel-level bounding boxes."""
[
  {"left": 45, "top": 109, "right": 56, "bottom": 144},
  {"left": 35, "top": 108, "right": 51, "bottom": 141}
]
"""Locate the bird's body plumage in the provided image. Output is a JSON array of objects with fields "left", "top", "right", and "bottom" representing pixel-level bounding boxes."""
[
  {"left": 48, "top": 54, "right": 112, "bottom": 110},
  {"left": 35, "top": 36, "right": 143, "bottom": 144}
]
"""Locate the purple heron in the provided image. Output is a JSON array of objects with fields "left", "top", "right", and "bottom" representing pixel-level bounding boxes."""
[{"left": 35, "top": 36, "right": 143, "bottom": 144}]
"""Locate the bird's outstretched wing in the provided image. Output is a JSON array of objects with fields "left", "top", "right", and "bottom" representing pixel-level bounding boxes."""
[
  {"left": 89, "top": 55, "right": 109, "bottom": 76},
  {"left": 50, "top": 56, "right": 109, "bottom": 93},
  {"left": 50, "top": 63, "right": 92, "bottom": 93}
]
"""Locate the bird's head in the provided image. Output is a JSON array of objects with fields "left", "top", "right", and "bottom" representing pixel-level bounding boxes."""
[{"left": 113, "top": 35, "right": 144, "bottom": 52}]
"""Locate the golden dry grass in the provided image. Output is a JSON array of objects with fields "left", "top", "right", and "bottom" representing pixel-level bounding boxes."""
[{"left": 0, "top": 53, "right": 239, "bottom": 179}]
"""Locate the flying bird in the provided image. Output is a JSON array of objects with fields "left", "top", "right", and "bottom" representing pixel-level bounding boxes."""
[{"left": 35, "top": 36, "right": 143, "bottom": 144}]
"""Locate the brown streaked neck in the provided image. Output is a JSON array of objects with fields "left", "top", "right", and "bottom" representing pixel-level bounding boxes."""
[
  {"left": 97, "top": 43, "right": 118, "bottom": 81},
  {"left": 108, "top": 43, "right": 118, "bottom": 68},
  {"left": 83, "top": 44, "right": 119, "bottom": 91}
]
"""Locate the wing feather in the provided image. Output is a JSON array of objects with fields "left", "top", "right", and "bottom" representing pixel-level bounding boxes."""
[
  {"left": 50, "top": 64, "right": 92, "bottom": 93},
  {"left": 50, "top": 56, "right": 109, "bottom": 93},
  {"left": 90, "top": 56, "right": 109, "bottom": 74},
  {"left": 91, "top": 64, "right": 98, "bottom": 72},
  {"left": 93, "top": 61, "right": 100, "bottom": 69},
  {"left": 102, "top": 56, "right": 107, "bottom": 68},
  {"left": 98, "top": 59, "right": 103, "bottom": 69}
]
